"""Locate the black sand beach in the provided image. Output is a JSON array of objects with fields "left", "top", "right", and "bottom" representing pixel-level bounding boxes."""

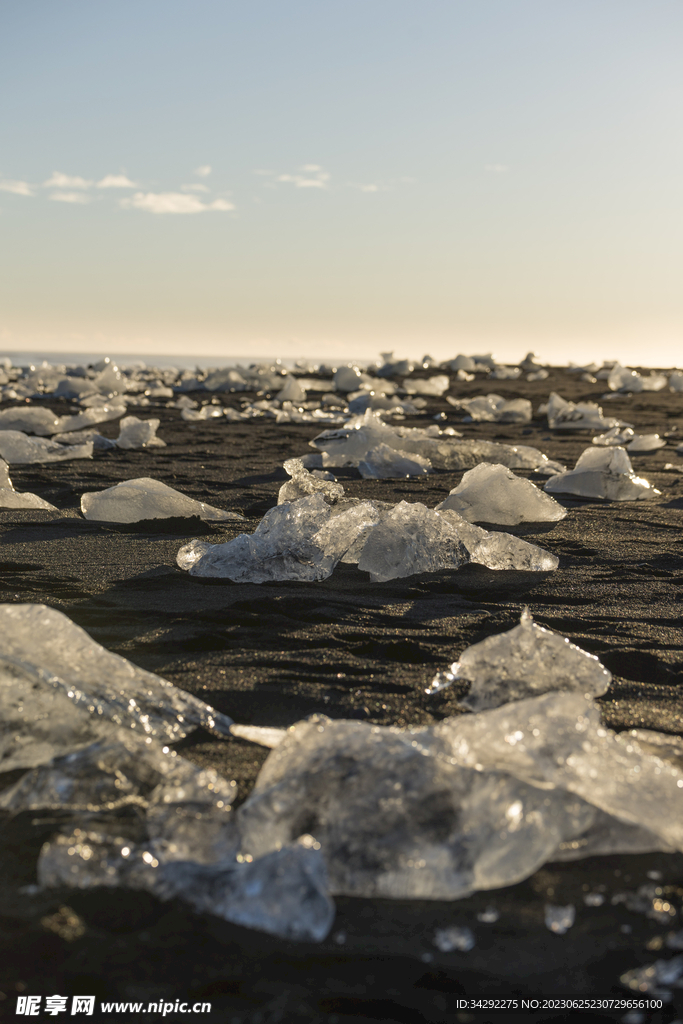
[{"left": 1, "top": 366, "right": 683, "bottom": 1023}]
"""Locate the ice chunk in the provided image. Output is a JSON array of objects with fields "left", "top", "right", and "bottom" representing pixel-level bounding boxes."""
[
  {"left": 592, "top": 426, "right": 635, "bottom": 446},
  {"left": 0, "top": 604, "right": 233, "bottom": 769},
  {"left": 422, "top": 438, "right": 565, "bottom": 476},
  {"left": 53, "top": 428, "right": 117, "bottom": 449},
  {"left": 358, "top": 443, "right": 432, "bottom": 479},
  {"left": 186, "top": 493, "right": 334, "bottom": 582},
  {"left": 430, "top": 691, "right": 683, "bottom": 851},
  {"left": 38, "top": 832, "right": 334, "bottom": 942},
  {"left": 115, "top": 416, "right": 166, "bottom": 449},
  {"left": 276, "top": 376, "right": 307, "bottom": 403},
  {"left": 402, "top": 375, "right": 450, "bottom": 396},
  {"left": 176, "top": 538, "right": 214, "bottom": 570},
  {"left": 626, "top": 434, "right": 666, "bottom": 452},
  {"left": 0, "top": 430, "right": 93, "bottom": 464},
  {"left": 670, "top": 371, "right": 683, "bottom": 392},
  {"left": 544, "top": 447, "right": 659, "bottom": 501},
  {"left": 0, "top": 459, "right": 11, "bottom": 489},
  {"left": 620, "top": 955, "right": 683, "bottom": 999},
  {"left": 0, "top": 461, "right": 57, "bottom": 509},
  {"left": 545, "top": 904, "right": 575, "bottom": 934},
  {"left": 454, "top": 395, "right": 532, "bottom": 424},
  {"left": 55, "top": 403, "right": 126, "bottom": 433},
  {"left": 433, "top": 926, "right": 475, "bottom": 951},
  {"left": 608, "top": 363, "right": 643, "bottom": 392},
  {"left": 436, "top": 464, "right": 566, "bottom": 525},
  {"left": 230, "top": 724, "right": 287, "bottom": 748},
  {"left": 333, "top": 365, "right": 366, "bottom": 392},
  {"left": 278, "top": 457, "right": 345, "bottom": 504},
  {"left": 546, "top": 392, "right": 620, "bottom": 431},
  {"left": 238, "top": 714, "right": 600, "bottom": 899},
  {"left": 427, "top": 610, "right": 611, "bottom": 705},
  {"left": 181, "top": 404, "right": 224, "bottom": 421},
  {"left": 465, "top": 528, "right": 559, "bottom": 573},
  {"left": 0, "top": 406, "right": 61, "bottom": 435},
  {"left": 81, "top": 477, "right": 243, "bottom": 523},
  {"left": 357, "top": 502, "right": 470, "bottom": 582}
]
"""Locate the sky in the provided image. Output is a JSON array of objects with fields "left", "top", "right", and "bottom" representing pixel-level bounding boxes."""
[{"left": 1, "top": 1, "right": 682, "bottom": 367}]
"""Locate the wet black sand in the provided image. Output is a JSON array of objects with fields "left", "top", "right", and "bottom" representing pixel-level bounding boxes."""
[{"left": 1, "top": 368, "right": 683, "bottom": 1022}]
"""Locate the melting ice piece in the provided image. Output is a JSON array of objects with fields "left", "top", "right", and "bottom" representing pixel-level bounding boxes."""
[
  {"left": 402, "top": 375, "right": 450, "bottom": 396},
  {"left": 55, "top": 403, "right": 127, "bottom": 433},
  {"left": 546, "top": 392, "right": 620, "bottom": 432},
  {"left": 670, "top": 371, "right": 683, "bottom": 393},
  {"left": 423, "top": 439, "right": 565, "bottom": 476},
  {"left": 620, "top": 955, "right": 683, "bottom": 999},
  {"left": 545, "top": 904, "right": 575, "bottom": 934},
  {"left": 0, "top": 430, "right": 93, "bottom": 464},
  {"left": 454, "top": 395, "right": 532, "bottom": 424},
  {"left": 592, "top": 426, "right": 635, "bottom": 446},
  {"left": 429, "top": 691, "right": 683, "bottom": 851},
  {"left": 278, "top": 457, "right": 345, "bottom": 504},
  {"left": 238, "top": 714, "right": 602, "bottom": 899},
  {"left": 38, "top": 832, "right": 334, "bottom": 942},
  {"left": 433, "top": 926, "right": 476, "bottom": 951},
  {"left": 0, "top": 603, "right": 233, "bottom": 769},
  {"left": 544, "top": 447, "right": 659, "bottom": 501},
  {"left": 427, "top": 610, "right": 611, "bottom": 706},
  {"left": 626, "top": 434, "right": 667, "bottom": 453},
  {"left": 53, "top": 429, "right": 117, "bottom": 449},
  {"left": 115, "top": 416, "right": 166, "bottom": 449},
  {"left": 230, "top": 724, "right": 287, "bottom": 748},
  {"left": 0, "top": 461, "right": 57, "bottom": 510},
  {"left": 0, "top": 406, "right": 61, "bottom": 435},
  {"left": 176, "top": 538, "right": 214, "bottom": 570},
  {"left": 607, "top": 363, "right": 644, "bottom": 392},
  {"left": 463, "top": 526, "right": 559, "bottom": 573},
  {"left": 276, "top": 376, "right": 307, "bottom": 403},
  {"left": 357, "top": 502, "right": 469, "bottom": 582},
  {"left": 81, "top": 477, "right": 243, "bottom": 523},
  {"left": 184, "top": 493, "right": 335, "bottom": 582},
  {"left": 358, "top": 443, "right": 432, "bottom": 479},
  {"left": 436, "top": 464, "right": 567, "bottom": 525}
]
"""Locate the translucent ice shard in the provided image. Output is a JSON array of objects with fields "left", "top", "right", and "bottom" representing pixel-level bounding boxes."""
[
  {"left": 238, "top": 714, "right": 600, "bottom": 899},
  {"left": 115, "top": 416, "right": 166, "bottom": 449},
  {"left": 626, "top": 434, "right": 666, "bottom": 453},
  {"left": 0, "top": 406, "right": 61, "bottom": 435},
  {"left": 422, "top": 439, "right": 565, "bottom": 476},
  {"left": 545, "top": 904, "right": 575, "bottom": 934},
  {"left": 430, "top": 691, "right": 683, "bottom": 851},
  {"left": 433, "top": 926, "right": 476, "bottom": 951},
  {"left": 427, "top": 610, "right": 611, "bottom": 707},
  {"left": 592, "top": 426, "right": 636, "bottom": 446},
  {"left": 544, "top": 447, "right": 659, "bottom": 501},
  {"left": 185, "top": 493, "right": 335, "bottom": 582},
  {"left": 276, "top": 376, "right": 307, "bottom": 403},
  {"left": 358, "top": 443, "right": 432, "bottom": 479},
  {"left": 38, "top": 832, "right": 334, "bottom": 942},
  {"left": 546, "top": 392, "right": 620, "bottom": 431},
  {"left": 0, "top": 603, "right": 233, "bottom": 770},
  {"left": 436, "top": 464, "right": 567, "bottom": 525},
  {"left": 402, "top": 374, "right": 450, "bottom": 396},
  {"left": 0, "top": 461, "right": 57, "bottom": 510},
  {"left": 357, "top": 502, "right": 470, "bottom": 582},
  {"left": 277, "top": 457, "right": 345, "bottom": 504},
  {"left": 464, "top": 526, "right": 559, "bottom": 573},
  {"left": 0, "top": 430, "right": 93, "bottom": 464},
  {"left": 55, "top": 403, "right": 127, "bottom": 433},
  {"left": 455, "top": 395, "right": 532, "bottom": 424},
  {"left": 81, "top": 477, "right": 243, "bottom": 523}
]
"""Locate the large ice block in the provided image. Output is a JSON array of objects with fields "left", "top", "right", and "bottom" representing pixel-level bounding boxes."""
[
  {"left": 436, "top": 463, "right": 567, "bottom": 525},
  {"left": 0, "top": 430, "right": 93, "bottom": 464},
  {"left": 81, "top": 477, "right": 243, "bottom": 523},
  {"left": 356, "top": 502, "right": 470, "bottom": 582},
  {"left": 544, "top": 447, "right": 659, "bottom": 501},
  {"left": 0, "top": 604, "right": 233, "bottom": 768},
  {"left": 546, "top": 392, "right": 620, "bottom": 432},
  {"left": 427, "top": 609, "right": 611, "bottom": 706}
]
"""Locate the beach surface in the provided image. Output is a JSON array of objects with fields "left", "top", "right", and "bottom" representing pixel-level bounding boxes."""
[{"left": 1, "top": 367, "right": 682, "bottom": 1022}]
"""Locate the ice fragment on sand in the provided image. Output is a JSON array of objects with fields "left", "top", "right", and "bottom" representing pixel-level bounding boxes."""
[
  {"left": 115, "top": 415, "right": 166, "bottom": 449},
  {"left": 278, "top": 457, "right": 345, "bottom": 504},
  {"left": 402, "top": 375, "right": 450, "bottom": 396},
  {"left": 185, "top": 493, "right": 335, "bottom": 582},
  {"left": 176, "top": 538, "right": 214, "bottom": 570},
  {"left": 433, "top": 926, "right": 476, "bottom": 951},
  {"left": 427, "top": 610, "right": 611, "bottom": 706},
  {"left": 546, "top": 392, "right": 620, "bottom": 431},
  {"left": 545, "top": 904, "right": 575, "bottom": 934},
  {"left": 0, "top": 430, "right": 93, "bottom": 464},
  {"left": 430, "top": 691, "right": 683, "bottom": 851},
  {"left": 38, "top": 832, "right": 334, "bottom": 942},
  {"left": 0, "top": 604, "right": 233, "bottom": 768},
  {"left": 357, "top": 502, "right": 469, "bottom": 582},
  {"left": 358, "top": 443, "right": 432, "bottom": 479},
  {"left": 53, "top": 429, "right": 117, "bottom": 449},
  {"left": 238, "top": 714, "right": 599, "bottom": 899},
  {"left": 230, "top": 724, "right": 287, "bottom": 748},
  {"left": 81, "top": 477, "right": 242, "bottom": 523},
  {"left": 453, "top": 394, "right": 532, "bottom": 424},
  {"left": 0, "top": 461, "right": 57, "bottom": 509},
  {"left": 544, "top": 447, "right": 659, "bottom": 501},
  {"left": 626, "top": 434, "right": 666, "bottom": 452},
  {"left": 0, "top": 406, "right": 61, "bottom": 435},
  {"left": 436, "top": 463, "right": 566, "bottom": 525}
]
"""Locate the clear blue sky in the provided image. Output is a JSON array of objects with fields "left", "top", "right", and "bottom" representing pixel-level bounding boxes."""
[{"left": 1, "top": 1, "right": 682, "bottom": 365}]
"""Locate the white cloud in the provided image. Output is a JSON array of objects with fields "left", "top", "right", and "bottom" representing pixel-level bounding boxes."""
[
  {"left": 43, "top": 171, "right": 92, "bottom": 189},
  {"left": 49, "top": 191, "right": 92, "bottom": 204},
  {"left": 181, "top": 183, "right": 210, "bottom": 192},
  {"left": 120, "top": 191, "right": 234, "bottom": 214},
  {"left": 96, "top": 174, "right": 137, "bottom": 188},
  {"left": 194, "top": 165, "right": 212, "bottom": 177},
  {"left": 275, "top": 165, "right": 330, "bottom": 189},
  {"left": 485, "top": 164, "right": 509, "bottom": 173},
  {"left": 349, "top": 182, "right": 380, "bottom": 193},
  {"left": 0, "top": 179, "right": 34, "bottom": 196}
]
